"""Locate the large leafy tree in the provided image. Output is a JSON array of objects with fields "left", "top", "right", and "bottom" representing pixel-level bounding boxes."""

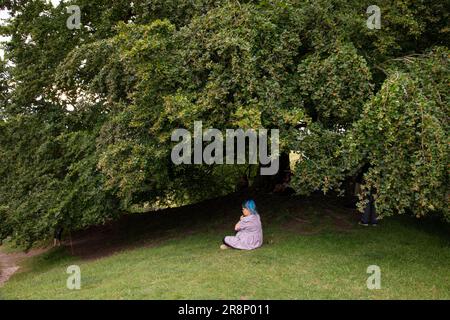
[
  {"left": 0, "top": 0, "right": 448, "bottom": 247},
  {"left": 344, "top": 48, "right": 449, "bottom": 220},
  {"left": 0, "top": 0, "right": 134, "bottom": 247}
]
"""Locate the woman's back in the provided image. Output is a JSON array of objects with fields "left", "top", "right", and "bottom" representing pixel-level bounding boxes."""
[{"left": 226, "top": 214, "right": 263, "bottom": 250}]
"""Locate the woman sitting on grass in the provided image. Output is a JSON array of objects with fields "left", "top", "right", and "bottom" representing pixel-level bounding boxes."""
[{"left": 221, "top": 199, "right": 263, "bottom": 250}]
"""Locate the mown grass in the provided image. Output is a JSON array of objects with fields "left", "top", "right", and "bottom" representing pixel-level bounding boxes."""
[{"left": 0, "top": 195, "right": 449, "bottom": 300}]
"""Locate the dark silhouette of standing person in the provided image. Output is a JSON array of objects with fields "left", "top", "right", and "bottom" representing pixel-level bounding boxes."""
[
  {"left": 54, "top": 226, "right": 63, "bottom": 247},
  {"left": 355, "top": 163, "right": 378, "bottom": 227}
]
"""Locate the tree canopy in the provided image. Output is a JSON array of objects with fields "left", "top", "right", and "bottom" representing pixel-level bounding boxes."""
[{"left": 0, "top": 0, "right": 448, "bottom": 247}]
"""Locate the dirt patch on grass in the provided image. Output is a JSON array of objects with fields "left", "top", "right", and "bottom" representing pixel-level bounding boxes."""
[
  {"left": 0, "top": 247, "right": 47, "bottom": 287},
  {"left": 282, "top": 197, "right": 360, "bottom": 235}
]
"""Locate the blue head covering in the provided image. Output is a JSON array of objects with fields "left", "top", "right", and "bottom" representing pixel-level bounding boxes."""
[{"left": 242, "top": 199, "right": 258, "bottom": 215}]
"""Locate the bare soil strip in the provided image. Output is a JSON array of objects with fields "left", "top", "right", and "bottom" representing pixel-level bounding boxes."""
[{"left": 0, "top": 248, "right": 46, "bottom": 287}]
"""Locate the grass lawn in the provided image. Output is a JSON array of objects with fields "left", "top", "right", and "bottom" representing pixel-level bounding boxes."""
[{"left": 0, "top": 194, "right": 449, "bottom": 299}]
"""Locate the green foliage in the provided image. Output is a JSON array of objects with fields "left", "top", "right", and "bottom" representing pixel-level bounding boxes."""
[
  {"left": 132, "top": 0, "right": 244, "bottom": 26},
  {"left": 94, "top": 3, "right": 308, "bottom": 206},
  {"left": 344, "top": 48, "right": 449, "bottom": 220},
  {"left": 296, "top": 41, "right": 373, "bottom": 127},
  {"left": 0, "top": 110, "right": 119, "bottom": 248},
  {"left": 293, "top": 48, "right": 449, "bottom": 221},
  {"left": 291, "top": 123, "right": 346, "bottom": 195}
]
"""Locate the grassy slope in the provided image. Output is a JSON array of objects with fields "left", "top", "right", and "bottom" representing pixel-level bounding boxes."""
[{"left": 0, "top": 194, "right": 449, "bottom": 299}]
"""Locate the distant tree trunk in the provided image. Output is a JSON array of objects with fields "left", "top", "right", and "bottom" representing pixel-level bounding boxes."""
[{"left": 253, "top": 151, "right": 290, "bottom": 192}]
